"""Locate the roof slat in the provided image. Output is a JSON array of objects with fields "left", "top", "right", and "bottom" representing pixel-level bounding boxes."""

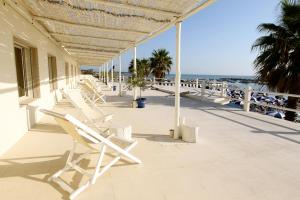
[
  {"left": 51, "top": 32, "right": 135, "bottom": 43},
  {"left": 88, "top": 0, "right": 181, "bottom": 16},
  {"left": 33, "top": 16, "right": 150, "bottom": 35}
]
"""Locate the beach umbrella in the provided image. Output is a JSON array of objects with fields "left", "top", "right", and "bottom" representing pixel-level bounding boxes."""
[
  {"left": 266, "top": 111, "right": 277, "bottom": 117},
  {"left": 267, "top": 111, "right": 285, "bottom": 119},
  {"left": 274, "top": 112, "right": 285, "bottom": 119},
  {"left": 267, "top": 96, "right": 276, "bottom": 101},
  {"left": 251, "top": 96, "right": 258, "bottom": 102}
]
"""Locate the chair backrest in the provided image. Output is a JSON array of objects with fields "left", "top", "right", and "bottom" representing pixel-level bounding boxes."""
[
  {"left": 40, "top": 109, "right": 96, "bottom": 150},
  {"left": 64, "top": 89, "right": 102, "bottom": 122},
  {"left": 84, "top": 79, "right": 98, "bottom": 92}
]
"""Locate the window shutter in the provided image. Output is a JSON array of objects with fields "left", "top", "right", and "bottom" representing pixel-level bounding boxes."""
[{"left": 30, "top": 48, "right": 40, "bottom": 98}]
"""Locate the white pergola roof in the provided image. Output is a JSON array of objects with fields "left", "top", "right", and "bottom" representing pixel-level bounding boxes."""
[{"left": 11, "top": 0, "right": 214, "bottom": 65}]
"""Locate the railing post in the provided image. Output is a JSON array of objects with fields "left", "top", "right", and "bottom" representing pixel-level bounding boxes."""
[
  {"left": 201, "top": 80, "right": 206, "bottom": 98},
  {"left": 221, "top": 81, "right": 226, "bottom": 97},
  {"left": 153, "top": 77, "right": 156, "bottom": 85},
  {"left": 133, "top": 46, "right": 137, "bottom": 100},
  {"left": 244, "top": 86, "right": 252, "bottom": 112},
  {"left": 118, "top": 55, "right": 122, "bottom": 96},
  {"left": 196, "top": 78, "right": 199, "bottom": 88},
  {"left": 106, "top": 63, "right": 109, "bottom": 84},
  {"left": 111, "top": 59, "right": 114, "bottom": 90}
]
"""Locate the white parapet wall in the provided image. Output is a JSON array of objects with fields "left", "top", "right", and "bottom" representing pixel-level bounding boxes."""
[{"left": 0, "top": 3, "right": 79, "bottom": 155}]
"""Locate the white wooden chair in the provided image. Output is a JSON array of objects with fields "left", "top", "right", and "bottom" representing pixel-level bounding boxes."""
[
  {"left": 79, "top": 80, "right": 106, "bottom": 104},
  {"left": 63, "top": 89, "right": 113, "bottom": 123},
  {"left": 64, "top": 89, "right": 133, "bottom": 141},
  {"left": 40, "top": 109, "right": 141, "bottom": 200}
]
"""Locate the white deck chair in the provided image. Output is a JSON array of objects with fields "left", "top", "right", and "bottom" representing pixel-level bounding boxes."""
[
  {"left": 79, "top": 80, "right": 106, "bottom": 104},
  {"left": 63, "top": 89, "right": 113, "bottom": 123},
  {"left": 40, "top": 109, "right": 141, "bottom": 200},
  {"left": 84, "top": 78, "right": 104, "bottom": 90},
  {"left": 64, "top": 89, "right": 132, "bottom": 141}
]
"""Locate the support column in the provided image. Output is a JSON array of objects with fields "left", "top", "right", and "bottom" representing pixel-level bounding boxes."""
[
  {"left": 102, "top": 65, "right": 104, "bottom": 82},
  {"left": 103, "top": 64, "right": 106, "bottom": 83},
  {"left": 119, "top": 55, "right": 122, "bottom": 96},
  {"left": 101, "top": 65, "right": 103, "bottom": 82},
  {"left": 98, "top": 66, "right": 101, "bottom": 80},
  {"left": 111, "top": 59, "right": 114, "bottom": 86},
  {"left": 174, "top": 22, "right": 182, "bottom": 139},
  {"left": 106, "top": 63, "right": 109, "bottom": 84},
  {"left": 133, "top": 46, "right": 137, "bottom": 100}
]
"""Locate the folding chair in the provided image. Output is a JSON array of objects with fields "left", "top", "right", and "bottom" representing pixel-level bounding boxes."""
[
  {"left": 40, "top": 109, "right": 141, "bottom": 200},
  {"left": 64, "top": 89, "right": 132, "bottom": 141},
  {"left": 63, "top": 89, "right": 113, "bottom": 123},
  {"left": 79, "top": 80, "right": 106, "bottom": 104}
]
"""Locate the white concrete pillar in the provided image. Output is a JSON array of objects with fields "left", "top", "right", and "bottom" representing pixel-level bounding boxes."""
[
  {"left": 244, "top": 86, "right": 252, "bottom": 112},
  {"left": 102, "top": 65, "right": 104, "bottom": 82},
  {"left": 174, "top": 22, "right": 182, "bottom": 139},
  {"left": 106, "top": 63, "right": 109, "bottom": 84},
  {"left": 103, "top": 64, "right": 106, "bottom": 83},
  {"left": 221, "top": 81, "right": 226, "bottom": 97},
  {"left": 196, "top": 78, "right": 199, "bottom": 88},
  {"left": 133, "top": 46, "right": 137, "bottom": 100},
  {"left": 111, "top": 59, "right": 114, "bottom": 86},
  {"left": 98, "top": 67, "right": 101, "bottom": 81},
  {"left": 119, "top": 55, "right": 122, "bottom": 96}
]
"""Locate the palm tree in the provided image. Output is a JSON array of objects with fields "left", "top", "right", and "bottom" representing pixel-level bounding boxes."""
[
  {"left": 150, "top": 49, "right": 173, "bottom": 79},
  {"left": 128, "top": 58, "right": 151, "bottom": 78},
  {"left": 252, "top": 0, "right": 300, "bottom": 121}
]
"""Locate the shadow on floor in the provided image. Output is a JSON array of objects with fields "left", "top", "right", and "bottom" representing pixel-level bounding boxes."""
[
  {"left": 0, "top": 150, "right": 135, "bottom": 200},
  {"left": 0, "top": 153, "right": 70, "bottom": 199},
  {"left": 30, "top": 123, "right": 66, "bottom": 134},
  {"left": 133, "top": 133, "right": 186, "bottom": 143},
  {"left": 138, "top": 93, "right": 300, "bottom": 145},
  {"left": 197, "top": 107, "right": 300, "bottom": 145}
]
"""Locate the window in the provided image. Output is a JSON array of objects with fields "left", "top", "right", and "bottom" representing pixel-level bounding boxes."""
[
  {"left": 71, "top": 64, "right": 74, "bottom": 84},
  {"left": 71, "top": 64, "right": 74, "bottom": 78},
  {"left": 48, "top": 55, "right": 57, "bottom": 91},
  {"left": 65, "top": 62, "right": 69, "bottom": 85},
  {"left": 14, "top": 41, "right": 40, "bottom": 102}
]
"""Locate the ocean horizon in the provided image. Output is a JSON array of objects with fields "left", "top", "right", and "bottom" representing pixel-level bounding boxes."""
[{"left": 165, "top": 74, "right": 255, "bottom": 80}]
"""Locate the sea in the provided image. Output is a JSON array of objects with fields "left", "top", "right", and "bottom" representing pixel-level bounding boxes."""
[
  {"left": 165, "top": 74, "right": 266, "bottom": 91},
  {"left": 165, "top": 74, "right": 254, "bottom": 80},
  {"left": 93, "top": 69, "right": 265, "bottom": 91}
]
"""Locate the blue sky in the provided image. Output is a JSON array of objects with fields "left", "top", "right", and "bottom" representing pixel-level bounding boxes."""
[{"left": 84, "top": 0, "right": 281, "bottom": 76}]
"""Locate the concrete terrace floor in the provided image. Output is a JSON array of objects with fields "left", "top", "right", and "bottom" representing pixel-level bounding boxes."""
[{"left": 1, "top": 88, "right": 300, "bottom": 200}]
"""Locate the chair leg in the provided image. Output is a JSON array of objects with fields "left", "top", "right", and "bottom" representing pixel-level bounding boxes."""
[
  {"left": 91, "top": 144, "right": 106, "bottom": 184},
  {"left": 49, "top": 142, "right": 77, "bottom": 181}
]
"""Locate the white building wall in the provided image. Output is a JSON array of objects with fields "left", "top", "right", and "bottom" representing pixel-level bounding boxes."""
[{"left": 0, "top": 3, "right": 78, "bottom": 155}]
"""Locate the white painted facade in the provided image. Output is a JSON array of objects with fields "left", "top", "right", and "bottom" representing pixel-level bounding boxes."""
[{"left": 0, "top": 3, "right": 79, "bottom": 154}]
